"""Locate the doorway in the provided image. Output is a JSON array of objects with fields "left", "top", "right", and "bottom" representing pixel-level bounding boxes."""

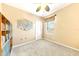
[{"left": 35, "top": 19, "right": 42, "bottom": 40}]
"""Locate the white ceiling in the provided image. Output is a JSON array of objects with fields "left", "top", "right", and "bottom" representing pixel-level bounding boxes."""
[{"left": 1, "top": 0, "right": 71, "bottom": 17}]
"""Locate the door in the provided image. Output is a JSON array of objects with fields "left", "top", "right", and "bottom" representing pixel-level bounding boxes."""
[{"left": 35, "top": 19, "right": 42, "bottom": 40}]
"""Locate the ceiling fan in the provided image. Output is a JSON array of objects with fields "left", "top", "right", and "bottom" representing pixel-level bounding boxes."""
[{"left": 36, "top": 5, "right": 50, "bottom": 12}]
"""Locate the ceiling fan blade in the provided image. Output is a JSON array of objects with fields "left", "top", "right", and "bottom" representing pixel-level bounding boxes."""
[
  {"left": 36, "top": 6, "right": 41, "bottom": 12},
  {"left": 45, "top": 5, "right": 50, "bottom": 12}
]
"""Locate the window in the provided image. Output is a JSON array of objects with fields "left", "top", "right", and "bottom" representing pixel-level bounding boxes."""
[{"left": 47, "top": 20, "right": 56, "bottom": 32}]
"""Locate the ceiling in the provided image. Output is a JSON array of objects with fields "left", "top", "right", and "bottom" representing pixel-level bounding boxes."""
[{"left": 1, "top": 0, "right": 71, "bottom": 17}]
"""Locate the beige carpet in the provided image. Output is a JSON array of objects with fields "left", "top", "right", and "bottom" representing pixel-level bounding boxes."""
[{"left": 10, "top": 39, "right": 79, "bottom": 56}]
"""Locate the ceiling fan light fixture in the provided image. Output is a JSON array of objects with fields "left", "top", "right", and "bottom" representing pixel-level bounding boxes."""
[
  {"left": 36, "top": 6, "right": 41, "bottom": 12},
  {"left": 45, "top": 5, "right": 50, "bottom": 12}
]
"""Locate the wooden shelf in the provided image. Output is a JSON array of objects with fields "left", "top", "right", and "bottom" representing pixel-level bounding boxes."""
[
  {"left": 2, "top": 15, "right": 6, "bottom": 24},
  {"left": 0, "top": 13, "right": 12, "bottom": 56},
  {"left": 6, "top": 20, "right": 10, "bottom": 24},
  {"left": 2, "top": 31, "right": 6, "bottom": 36},
  {"left": 2, "top": 15, "right": 10, "bottom": 25},
  {"left": 10, "top": 37, "right": 12, "bottom": 52}
]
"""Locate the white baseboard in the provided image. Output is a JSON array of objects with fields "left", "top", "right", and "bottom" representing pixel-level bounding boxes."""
[
  {"left": 12, "top": 37, "right": 79, "bottom": 52},
  {"left": 12, "top": 40, "right": 36, "bottom": 48},
  {"left": 43, "top": 37, "right": 79, "bottom": 52},
  {"left": 12, "top": 38, "right": 43, "bottom": 49}
]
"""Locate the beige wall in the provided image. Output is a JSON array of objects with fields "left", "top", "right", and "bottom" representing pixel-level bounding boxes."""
[
  {"left": 0, "top": 4, "right": 2, "bottom": 12},
  {"left": 44, "top": 4, "right": 79, "bottom": 49},
  {"left": 1, "top": 3, "right": 42, "bottom": 46}
]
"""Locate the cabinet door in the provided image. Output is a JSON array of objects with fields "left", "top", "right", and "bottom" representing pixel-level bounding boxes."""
[{"left": 35, "top": 20, "right": 42, "bottom": 40}]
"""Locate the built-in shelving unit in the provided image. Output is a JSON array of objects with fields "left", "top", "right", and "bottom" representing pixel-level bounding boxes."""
[{"left": 0, "top": 13, "right": 12, "bottom": 56}]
